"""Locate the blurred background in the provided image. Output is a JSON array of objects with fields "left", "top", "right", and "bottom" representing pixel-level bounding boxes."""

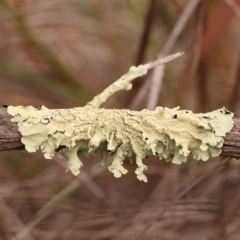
[{"left": 0, "top": 0, "right": 240, "bottom": 239}]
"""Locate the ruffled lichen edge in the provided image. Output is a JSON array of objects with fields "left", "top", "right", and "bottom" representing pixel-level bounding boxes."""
[{"left": 7, "top": 62, "right": 235, "bottom": 182}]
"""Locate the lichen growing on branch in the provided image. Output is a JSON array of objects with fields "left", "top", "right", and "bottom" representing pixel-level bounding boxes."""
[{"left": 7, "top": 53, "right": 234, "bottom": 182}]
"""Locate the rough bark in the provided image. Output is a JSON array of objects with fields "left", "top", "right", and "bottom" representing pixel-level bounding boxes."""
[
  {"left": 0, "top": 107, "right": 239, "bottom": 159},
  {"left": 0, "top": 107, "right": 24, "bottom": 151}
]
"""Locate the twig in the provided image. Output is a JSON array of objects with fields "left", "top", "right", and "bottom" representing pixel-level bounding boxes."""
[
  {"left": 132, "top": 157, "right": 232, "bottom": 240},
  {"left": 229, "top": 52, "right": 240, "bottom": 111},
  {"left": 1, "top": 107, "right": 240, "bottom": 159},
  {"left": 144, "top": 52, "right": 184, "bottom": 70},
  {"left": 86, "top": 53, "right": 183, "bottom": 108}
]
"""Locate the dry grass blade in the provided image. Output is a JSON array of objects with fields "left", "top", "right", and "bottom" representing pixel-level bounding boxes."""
[
  {"left": 12, "top": 165, "right": 106, "bottom": 240},
  {"left": 229, "top": 52, "right": 240, "bottom": 111},
  {"left": 215, "top": 185, "right": 240, "bottom": 238},
  {"left": 12, "top": 179, "right": 81, "bottom": 240},
  {"left": 146, "top": 64, "right": 165, "bottom": 110},
  {"left": 54, "top": 158, "right": 105, "bottom": 199},
  {"left": 0, "top": 197, "right": 35, "bottom": 240},
  {"left": 147, "top": 0, "right": 201, "bottom": 110},
  {"left": 144, "top": 52, "right": 184, "bottom": 70},
  {"left": 132, "top": 158, "right": 231, "bottom": 240},
  {"left": 161, "top": 0, "right": 201, "bottom": 55},
  {"left": 135, "top": 0, "right": 158, "bottom": 65}
]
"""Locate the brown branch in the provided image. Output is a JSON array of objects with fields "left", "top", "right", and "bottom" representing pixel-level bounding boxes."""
[
  {"left": 0, "top": 107, "right": 24, "bottom": 151},
  {"left": 135, "top": 0, "right": 158, "bottom": 66},
  {"left": 229, "top": 52, "right": 240, "bottom": 111},
  {"left": 0, "top": 106, "right": 240, "bottom": 159}
]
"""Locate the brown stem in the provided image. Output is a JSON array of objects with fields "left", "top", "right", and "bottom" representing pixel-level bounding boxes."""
[
  {"left": 0, "top": 107, "right": 23, "bottom": 151},
  {"left": 228, "top": 52, "right": 240, "bottom": 111},
  {"left": 135, "top": 0, "right": 158, "bottom": 66}
]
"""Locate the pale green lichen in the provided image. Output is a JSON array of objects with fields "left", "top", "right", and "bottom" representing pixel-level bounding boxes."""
[
  {"left": 7, "top": 60, "right": 235, "bottom": 182},
  {"left": 7, "top": 105, "right": 234, "bottom": 182}
]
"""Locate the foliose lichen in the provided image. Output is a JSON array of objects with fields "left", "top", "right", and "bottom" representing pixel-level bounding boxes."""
[{"left": 7, "top": 64, "right": 234, "bottom": 182}]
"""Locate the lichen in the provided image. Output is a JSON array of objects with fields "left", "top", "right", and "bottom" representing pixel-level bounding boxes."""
[
  {"left": 7, "top": 60, "right": 234, "bottom": 182},
  {"left": 7, "top": 105, "right": 234, "bottom": 182}
]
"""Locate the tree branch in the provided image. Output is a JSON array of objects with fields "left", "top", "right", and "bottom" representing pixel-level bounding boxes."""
[
  {"left": 0, "top": 107, "right": 23, "bottom": 151},
  {"left": 0, "top": 106, "right": 240, "bottom": 159}
]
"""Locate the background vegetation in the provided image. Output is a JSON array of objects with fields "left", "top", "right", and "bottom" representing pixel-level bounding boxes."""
[{"left": 0, "top": 0, "right": 240, "bottom": 239}]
